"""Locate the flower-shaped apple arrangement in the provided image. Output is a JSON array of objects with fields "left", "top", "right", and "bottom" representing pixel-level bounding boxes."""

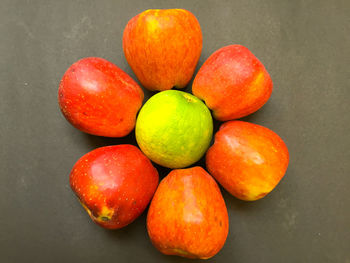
[{"left": 58, "top": 9, "right": 289, "bottom": 259}]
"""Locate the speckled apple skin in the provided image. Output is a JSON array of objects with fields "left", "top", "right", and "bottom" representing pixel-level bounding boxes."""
[
  {"left": 70, "top": 145, "right": 159, "bottom": 229},
  {"left": 123, "top": 9, "right": 202, "bottom": 91},
  {"left": 58, "top": 57, "right": 144, "bottom": 137},
  {"left": 147, "top": 167, "right": 228, "bottom": 259},
  {"left": 206, "top": 121, "right": 289, "bottom": 201},
  {"left": 192, "top": 45, "right": 272, "bottom": 121}
]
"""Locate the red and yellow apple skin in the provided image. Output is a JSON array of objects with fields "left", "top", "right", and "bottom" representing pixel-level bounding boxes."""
[
  {"left": 70, "top": 145, "right": 159, "bottom": 229},
  {"left": 58, "top": 57, "right": 144, "bottom": 137},
  {"left": 147, "top": 167, "right": 228, "bottom": 259},
  {"left": 206, "top": 121, "right": 289, "bottom": 201},
  {"left": 192, "top": 45, "right": 272, "bottom": 121},
  {"left": 123, "top": 9, "right": 202, "bottom": 91}
]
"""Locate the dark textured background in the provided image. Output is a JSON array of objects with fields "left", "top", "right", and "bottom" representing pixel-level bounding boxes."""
[{"left": 1, "top": 0, "right": 349, "bottom": 262}]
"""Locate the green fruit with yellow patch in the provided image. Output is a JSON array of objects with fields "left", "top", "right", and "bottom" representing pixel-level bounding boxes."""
[{"left": 136, "top": 90, "right": 213, "bottom": 168}]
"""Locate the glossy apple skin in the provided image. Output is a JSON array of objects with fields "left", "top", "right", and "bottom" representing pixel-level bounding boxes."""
[
  {"left": 206, "top": 121, "right": 289, "bottom": 201},
  {"left": 58, "top": 57, "right": 144, "bottom": 137},
  {"left": 147, "top": 167, "right": 228, "bottom": 259},
  {"left": 70, "top": 145, "right": 159, "bottom": 229},
  {"left": 192, "top": 45, "right": 272, "bottom": 121},
  {"left": 123, "top": 9, "right": 202, "bottom": 91}
]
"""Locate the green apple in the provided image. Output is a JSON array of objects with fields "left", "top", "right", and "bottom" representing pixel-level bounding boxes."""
[{"left": 136, "top": 90, "right": 213, "bottom": 168}]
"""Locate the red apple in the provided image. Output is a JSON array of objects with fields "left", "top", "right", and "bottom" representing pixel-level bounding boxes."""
[
  {"left": 147, "top": 167, "right": 228, "bottom": 259},
  {"left": 123, "top": 9, "right": 202, "bottom": 91},
  {"left": 206, "top": 121, "right": 289, "bottom": 201},
  {"left": 192, "top": 45, "right": 272, "bottom": 120},
  {"left": 70, "top": 145, "right": 159, "bottom": 229},
  {"left": 58, "top": 57, "right": 144, "bottom": 137}
]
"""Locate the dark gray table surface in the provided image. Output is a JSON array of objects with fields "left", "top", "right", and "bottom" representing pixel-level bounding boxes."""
[{"left": 1, "top": 0, "right": 349, "bottom": 262}]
